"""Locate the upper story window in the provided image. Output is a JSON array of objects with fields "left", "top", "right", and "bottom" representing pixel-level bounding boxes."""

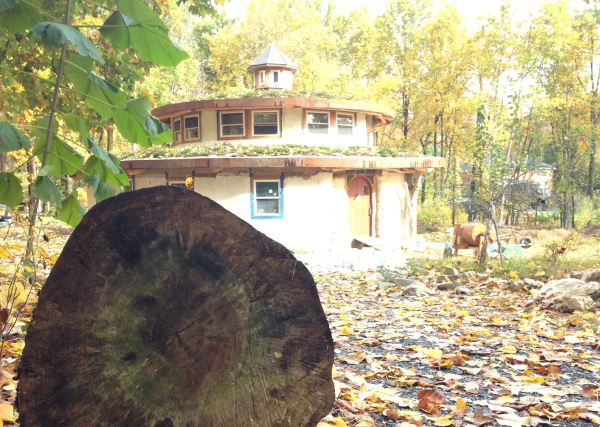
[
  {"left": 172, "top": 118, "right": 181, "bottom": 143},
  {"left": 184, "top": 115, "right": 199, "bottom": 140},
  {"left": 307, "top": 111, "right": 329, "bottom": 134},
  {"left": 253, "top": 111, "right": 279, "bottom": 136},
  {"left": 259, "top": 70, "right": 265, "bottom": 86},
  {"left": 273, "top": 71, "right": 279, "bottom": 84},
  {"left": 337, "top": 113, "right": 354, "bottom": 136},
  {"left": 220, "top": 111, "right": 245, "bottom": 137}
]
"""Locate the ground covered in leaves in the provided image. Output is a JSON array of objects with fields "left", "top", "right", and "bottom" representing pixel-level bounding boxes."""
[
  {"left": 316, "top": 269, "right": 600, "bottom": 426},
  {"left": 0, "top": 221, "right": 598, "bottom": 426}
]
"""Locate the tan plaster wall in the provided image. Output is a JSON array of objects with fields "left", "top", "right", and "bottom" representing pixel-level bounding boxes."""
[{"left": 376, "top": 172, "right": 416, "bottom": 243}]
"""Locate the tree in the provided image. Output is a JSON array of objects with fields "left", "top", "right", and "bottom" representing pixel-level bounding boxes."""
[{"left": 0, "top": 0, "right": 219, "bottom": 257}]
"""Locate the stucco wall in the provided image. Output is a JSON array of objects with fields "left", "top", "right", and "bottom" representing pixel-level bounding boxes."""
[
  {"left": 194, "top": 172, "right": 348, "bottom": 249},
  {"left": 375, "top": 172, "right": 416, "bottom": 244},
  {"left": 133, "top": 170, "right": 418, "bottom": 249},
  {"left": 173, "top": 107, "right": 371, "bottom": 147}
]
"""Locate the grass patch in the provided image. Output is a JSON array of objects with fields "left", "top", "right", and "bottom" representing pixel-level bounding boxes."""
[{"left": 410, "top": 231, "right": 600, "bottom": 280}]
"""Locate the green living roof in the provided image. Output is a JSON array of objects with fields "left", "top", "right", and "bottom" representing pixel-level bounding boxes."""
[{"left": 124, "top": 143, "right": 417, "bottom": 160}]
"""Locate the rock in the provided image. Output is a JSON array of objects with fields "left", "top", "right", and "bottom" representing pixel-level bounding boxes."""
[
  {"left": 523, "top": 278, "right": 543, "bottom": 289},
  {"left": 377, "top": 282, "right": 398, "bottom": 291},
  {"left": 402, "top": 282, "right": 434, "bottom": 296},
  {"left": 443, "top": 266, "right": 459, "bottom": 276},
  {"left": 436, "top": 275, "right": 449, "bottom": 283},
  {"left": 582, "top": 269, "right": 600, "bottom": 283},
  {"left": 554, "top": 296, "right": 594, "bottom": 313},
  {"left": 382, "top": 269, "right": 415, "bottom": 286},
  {"left": 569, "top": 271, "right": 584, "bottom": 280},
  {"left": 411, "top": 267, "right": 430, "bottom": 276},
  {"left": 437, "top": 282, "right": 462, "bottom": 291},
  {"left": 365, "top": 272, "right": 385, "bottom": 283},
  {"left": 455, "top": 286, "right": 471, "bottom": 295},
  {"left": 528, "top": 278, "right": 600, "bottom": 312}
]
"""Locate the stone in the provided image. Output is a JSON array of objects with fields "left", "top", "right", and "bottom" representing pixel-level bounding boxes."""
[
  {"left": 436, "top": 275, "right": 449, "bottom": 283},
  {"left": 528, "top": 278, "right": 600, "bottom": 312},
  {"left": 377, "top": 282, "right": 398, "bottom": 291},
  {"left": 402, "top": 282, "right": 434, "bottom": 297},
  {"left": 381, "top": 269, "right": 415, "bottom": 286},
  {"left": 411, "top": 267, "right": 430, "bottom": 276},
  {"left": 582, "top": 269, "right": 600, "bottom": 283},
  {"left": 365, "top": 272, "right": 385, "bottom": 283},
  {"left": 443, "top": 266, "right": 459, "bottom": 276},
  {"left": 554, "top": 296, "right": 594, "bottom": 313},
  {"left": 437, "top": 282, "right": 462, "bottom": 291},
  {"left": 523, "top": 278, "right": 543, "bottom": 289},
  {"left": 455, "top": 286, "right": 471, "bottom": 295}
]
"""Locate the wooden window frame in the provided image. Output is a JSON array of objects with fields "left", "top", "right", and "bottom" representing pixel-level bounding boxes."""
[
  {"left": 219, "top": 110, "right": 246, "bottom": 138},
  {"left": 336, "top": 112, "right": 354, "bottom": 136},
  {"left": 251, "top": 110, "right": 280, "bottom": 137},
  {"left": 183, "top": 114, "right": 200, "bottom": 141},
  {"left": 171, "top": 117, "right": 182, "bottom": 143},
  {"left": 306, "top": 110, "right": 330, "bottom": 135}
]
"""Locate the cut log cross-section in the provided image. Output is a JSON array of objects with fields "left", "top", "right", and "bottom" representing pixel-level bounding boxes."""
[{"left": 18, "top": 186, "right": 334, "bottom": 426}]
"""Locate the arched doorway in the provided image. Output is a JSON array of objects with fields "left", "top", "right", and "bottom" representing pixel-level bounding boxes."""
[{"left": 347, "top": 176, "right": 372, "bottom": 237}]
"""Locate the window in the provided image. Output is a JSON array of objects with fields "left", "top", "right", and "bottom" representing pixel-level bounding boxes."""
[
  {"left": 307, "top": 111, "right": 329, "bottom": 134},
  {"left": 219, "top": 111, "right": 245, "bottom": 137},
  {"left": 172, "top": 118, "right": 181, "bottom": 143},
  {"left": 259, "top": 70, "right": 265, "bottom": 85},
  {"left": 253, "top": 111, "right": 279, "bottom": 136},
  {"left": 337, "top": 113, "right": 354, "bottom": 136},
  {"left": 273, "top": 71, "right": 279, "bottom": 84},
  {"left": 184, "top": 115, "right": 199, "bottom": 140},
  {"left": 252, "top": 178, "right": 283, "bottom": 219}
]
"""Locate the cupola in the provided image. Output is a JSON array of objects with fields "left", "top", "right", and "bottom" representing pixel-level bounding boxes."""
[{"left": 248, "top": 43, "right": 298, "bottom": 90}]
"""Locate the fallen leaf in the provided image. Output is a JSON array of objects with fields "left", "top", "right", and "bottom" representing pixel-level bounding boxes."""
[
  {"left": 418, "top": 389, "right": 444, "bottom": 415},
  {"left": 0, "top": 403, "right": 14, "bottom": 422}
]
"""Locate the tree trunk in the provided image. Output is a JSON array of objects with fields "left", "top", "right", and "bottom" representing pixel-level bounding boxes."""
[
  {"left": 107, "top": 123, "right": 114, "bottom": 152},
  {"left": 18, "top": 186, "right": 335, "bottom": 427}
]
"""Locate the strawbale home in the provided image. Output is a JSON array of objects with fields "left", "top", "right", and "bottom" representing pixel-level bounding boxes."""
[{"left": 121, "top": 44, "right": 445, "bottom": 249}]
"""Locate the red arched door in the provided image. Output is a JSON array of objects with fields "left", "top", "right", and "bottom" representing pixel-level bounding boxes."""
[{"left": 347, "top": 176, "right": 372, "bottom": 237}]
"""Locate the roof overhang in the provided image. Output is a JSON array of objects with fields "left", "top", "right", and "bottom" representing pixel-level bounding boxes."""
[
  {"left": 152, "top": 97, "right": 395, "bottom": 124},
  {"left": 121, "top": 155, "right": 446, "bottom": 176}
]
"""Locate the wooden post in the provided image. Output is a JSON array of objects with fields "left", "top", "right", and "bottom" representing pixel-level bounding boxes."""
[{"left": 18, "top": 186, "right": 334, "bottom": 426}]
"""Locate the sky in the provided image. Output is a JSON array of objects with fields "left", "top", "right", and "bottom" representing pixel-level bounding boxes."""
[{"left": 223, "top": 0, "right": 587, "bottom": 31}]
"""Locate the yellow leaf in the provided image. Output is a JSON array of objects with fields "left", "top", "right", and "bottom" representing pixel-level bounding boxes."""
[
  {"left": 0, "top": 281, "right": 27, "bottom": 309},
  {"left": 500, "top": 344, "right": 517, "bottom": 354},
  {"left": 454, "top": 398, "right": 468, "bottom": 415},
  {"left": 0, "top": 403, "right": 14, "bottom": 422},
  {"left": 339, "top": 326, "right": 353, "bottom": 336},
  {"left": 431, "top": 415, "right": 454, "bottom": 426}
]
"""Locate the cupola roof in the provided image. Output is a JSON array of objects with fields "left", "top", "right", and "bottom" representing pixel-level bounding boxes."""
[{"left": 248, "top": 43, "right": 298, "bottom": 71}]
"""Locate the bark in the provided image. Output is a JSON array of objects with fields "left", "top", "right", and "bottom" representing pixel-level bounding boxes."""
[
  {"left": 107, "top": 123, "right": 114, "bottom": 152},
  {"left": 18, "top": 186, "right": 335, "bottom": 427}
]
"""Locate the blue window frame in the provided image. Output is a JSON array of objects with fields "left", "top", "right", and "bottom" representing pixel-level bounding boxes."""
[{"left": 251, "top": 176, "right": 284, "bottom": 219}]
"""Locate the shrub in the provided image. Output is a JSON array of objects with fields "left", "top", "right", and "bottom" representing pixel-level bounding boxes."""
[{"left": 418, "top": 199, "right": 454, "bottom": 233}]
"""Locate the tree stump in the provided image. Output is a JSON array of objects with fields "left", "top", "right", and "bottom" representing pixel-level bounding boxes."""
[{"left": 18, "top": 186, "right": 334, "bottom": 426}]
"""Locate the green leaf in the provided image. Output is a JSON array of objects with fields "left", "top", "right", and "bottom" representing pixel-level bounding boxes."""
[
  {"left": 57, "top": 194, "right": 85, "bottom": 227},
  {"left": 32, "top": 176, "right": 62, "bottom": 208},
  {"left": 64, "top": 56, "right": 127, "bottom": 119},
  {"left": 32, "top": 22, "right": 104, "bottom": 64},
  {"left": 100, "top": 0, "right": 188, "bottom": 66},
  {"left": 0, "top": 172, "right": 22, "bottom": 208},
  {"left": 114, "top": 97, "right": 171, "bottom": 146},
  {"left": 32, "top": 118, "right": 84, "bottom": 177},
  {"left": 84, "top": 175, "right": 116, "bottom": 202},
  {"left": 85, "top": 137, "right": 119, "bottom": 174},
  {"left": 64, "top": 114, "right": 89, "bottom": 144},
  {"left": 0, "top": 122, "right": 31, "bottom": 152},
  {"left": 0, "top": 0, "right": 42, "bottom": 33},
  {"left": 83, "top": 154, "right": 129, "bottom": 190}
]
